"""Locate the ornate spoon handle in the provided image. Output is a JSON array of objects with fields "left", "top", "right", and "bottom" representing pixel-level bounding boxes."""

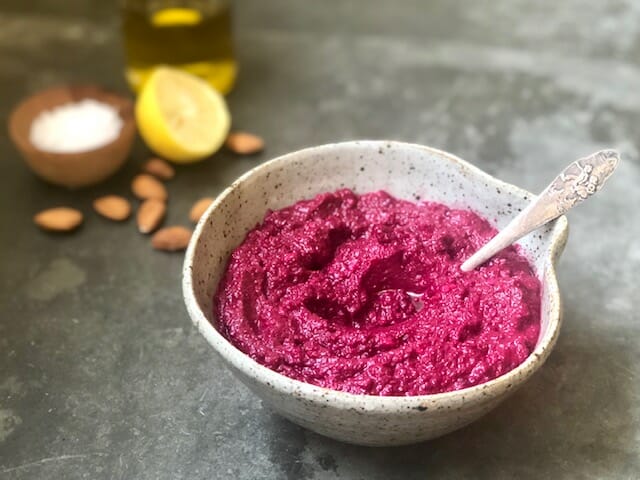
[{"left": 460, "top": 149, "right": 620, "bottom": 272}]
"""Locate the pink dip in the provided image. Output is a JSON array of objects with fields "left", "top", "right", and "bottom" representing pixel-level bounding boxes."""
[{"left": 215, "top": 189, "right": 541, "bottom": 396}]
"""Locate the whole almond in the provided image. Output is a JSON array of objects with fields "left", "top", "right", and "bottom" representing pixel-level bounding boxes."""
[
  {"left": 151, "top": 226, "right": 192, "bottom": 252},
  {"left": 137, "top": 199, "right": 166, "bottom": 234},
  {"left": 225, "top": 132, "right": 265, "bottom": 155},
  {"left": 34, "top": 207, "right": 83, "bottom": 232},
  {"left": 143, "top": 158, "right": 175, "bottom": 180},
  {"left": 131, "top": 174, "right": 168, "bottom": 200},
  {"left": 189, "top": 197, "right": 214, "bottom": 223},
  {"left": 93, "top": 195, "right": 131, "bottom": 221}
]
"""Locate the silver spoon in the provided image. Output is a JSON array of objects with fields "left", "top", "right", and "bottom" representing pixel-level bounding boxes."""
[{"left": 460, "top": 149, "right": 620, "bottom": 272}]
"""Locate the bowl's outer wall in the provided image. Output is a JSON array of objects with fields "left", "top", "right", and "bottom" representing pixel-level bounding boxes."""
[
  {"left": 185, "top": 141, "right": 567, "bottom": 445},
  {"left": 225, "top": 360, "right": 506, "bottom": 446}
]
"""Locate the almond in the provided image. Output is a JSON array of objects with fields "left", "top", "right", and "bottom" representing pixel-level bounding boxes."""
[
  {"left": 225, "top": 132, "right": 265, "bottom": 155},
  {"left": 151, "top": 226, "right": 192, "bottom": 252},
  {"left": 189, "top": 197, "right": 214, "bottom": 223},
  {"left": 142, "top": 157, "right": 175, "bottom": 180},
  {"left": 93, "top": 195, "right": 131, "bottom": 221},
  {"left": 137, "top": 199, "right": 166, "bottom": 234},
  {"left": 131, "top": 174, "right": 168, "bottom": 200},
  {"left": 34, "top": 207, "right": 83, "bottom": 232}
]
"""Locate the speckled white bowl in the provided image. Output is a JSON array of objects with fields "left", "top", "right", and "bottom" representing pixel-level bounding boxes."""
[{"left": 183, "top": 141, "right": 568, "bottom": 446}]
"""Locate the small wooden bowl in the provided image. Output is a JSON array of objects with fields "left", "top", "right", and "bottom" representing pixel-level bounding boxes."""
[{"left": 8, "top": 85, "right": 136, "bottom": 189}]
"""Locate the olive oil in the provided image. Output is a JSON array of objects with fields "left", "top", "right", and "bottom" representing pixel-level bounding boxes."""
[{"left": 121, "top": 0, "right": 236, "bottom": 94}]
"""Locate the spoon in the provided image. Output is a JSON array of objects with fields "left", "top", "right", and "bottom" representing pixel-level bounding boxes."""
[{"left": 460, "top": 149, "right": 620, "bottom": 272}]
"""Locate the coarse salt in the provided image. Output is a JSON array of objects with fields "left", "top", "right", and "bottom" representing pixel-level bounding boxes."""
[{"left": 30, "top": 99, "right": 124, "bottom": 153}]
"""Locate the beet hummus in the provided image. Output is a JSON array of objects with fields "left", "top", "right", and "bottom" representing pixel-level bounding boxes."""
[{"left": 215, "top": 189, "right": 540, "bottom": 396}]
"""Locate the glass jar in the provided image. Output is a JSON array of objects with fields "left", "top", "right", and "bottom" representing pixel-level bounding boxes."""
[{"left": 120, "top": 0, "right": 237, "bottom": 94}]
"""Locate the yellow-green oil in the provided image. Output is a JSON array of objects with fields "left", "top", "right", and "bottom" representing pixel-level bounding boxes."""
[{"left": 121, "top": 1, "right": 236, "bottom": 94}]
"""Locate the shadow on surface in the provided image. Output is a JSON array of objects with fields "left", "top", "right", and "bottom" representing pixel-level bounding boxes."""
[{"left": 265, "top": 301, "right": 636, "bottom": 479}]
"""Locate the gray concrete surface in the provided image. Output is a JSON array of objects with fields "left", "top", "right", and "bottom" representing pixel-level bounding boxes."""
[{"left": 1, "top": 1, "right": 639, "bottom": 478}]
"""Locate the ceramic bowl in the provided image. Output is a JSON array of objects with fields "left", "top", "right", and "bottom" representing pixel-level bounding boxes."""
[
  {"left": 8, "top": 85, "right": 136, "bottom": 189},
  {"left": 183, "top": 141, "right": 568, "bottom": 446}
]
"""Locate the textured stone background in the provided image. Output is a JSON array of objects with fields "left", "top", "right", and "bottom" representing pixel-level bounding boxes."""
[{"left": 1, "top": 1, "right": 639, "bottom": 478}]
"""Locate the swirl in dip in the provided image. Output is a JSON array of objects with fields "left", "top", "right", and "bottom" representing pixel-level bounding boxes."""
[{"left": 215, "top": 189, "right": 540, "bottom": 396}]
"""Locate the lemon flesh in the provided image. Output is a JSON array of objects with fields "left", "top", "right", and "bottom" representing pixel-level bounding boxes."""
[{"left": 135, "top": 67, "right": 230, "bottom": 163}]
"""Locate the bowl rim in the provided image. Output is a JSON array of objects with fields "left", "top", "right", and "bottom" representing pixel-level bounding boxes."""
[
  {"left": 7, "top": 84, "right": 135, "bottom": 159},
  {"left": 183, "top": 140, "right": 568, "bottom": 410}
]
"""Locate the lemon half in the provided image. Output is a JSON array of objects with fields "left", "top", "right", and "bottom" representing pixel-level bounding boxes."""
[{"left": 135, "top": 67, "right": 231, "bottom": 163}]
